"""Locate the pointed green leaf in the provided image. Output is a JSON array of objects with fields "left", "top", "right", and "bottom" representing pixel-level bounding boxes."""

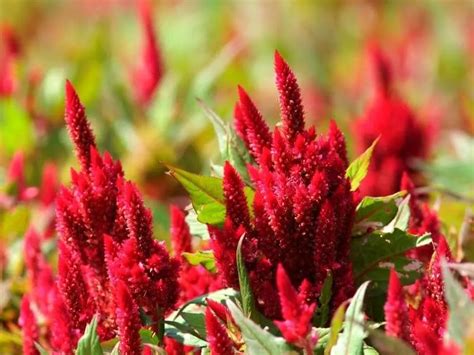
[
  {"left": 367, "top": 328, "right": 415, "bottom": 355},
  {"left": 382, "top": 196, "right": 411, "bottom": 233},
  {"left": 75, "top": 316, "right": 103, "bottom": 355},
  {"left": 227, "top": 302, "right": 294, "bottom": 355},
  {"left": 314, "top": 273, "right": 333, "bottom": 327},
  {"left": 442, "top": 262, "right": 474, "bottom": 346},
  {"left": 236, "top": 235, "right": 256, "bottom": 318},
  {"left": 324, "top": 302, "right": 347, "bottom": 355},
  {"left": 346, "top": 137, "right": 379, "bottom": 191},
  {"left": 331, "top": 282, "right": 370, "bottom": 355},
  {"left": 183, "top": 250, "right": 216, "bottom": 273}
]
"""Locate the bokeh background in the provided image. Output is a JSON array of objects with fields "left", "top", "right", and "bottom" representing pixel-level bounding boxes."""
[{"left": 0, "top": 0, "right": 473, "bottom": 352}]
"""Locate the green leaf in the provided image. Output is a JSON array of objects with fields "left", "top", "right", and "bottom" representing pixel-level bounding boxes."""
[
  {"left": 168, "top": 166, "right": 254, "bottom": 225},
  {"left": 442, "top": 262, "right": 474, "bottom": 346},
  {"left": 184, "top": 206, "right": 210, "bottom": 240},
  {"left": 346, "top": 137, "right": 379, "bottom": 191},
  {"left": 367, "top": 328, "right": 415, "bottom": 355},
  {"left": 140, "top": 329, "right": 159, "bottom": 346},
  {"left": 324, "top": 302, "right": 346, "bottom": 355},
  {"left": 382, "top": 196, "right": 411, "bottom": 233},
  {"left": 75, "top": 316, "right": 103, "bottom": 355},
  {"left": 236, "top": 235, "right": 256, "bottom": 319},
  {"left": 165, "top": 320, "right": 208, "bottom": 348},
  {"left": 168, "top": 166, "right": 225, "bottom": 225},
  {"left": 351, "top": 229, "right": 431, "bottom": 283},
  {"left": 331, "top": 281, "right": 370, "bottom": 355},
  {"left": 183, "top": 251, "right": 216, "bottom": 273},
  {"left": 227, "top": 302, "right": 294, "bottom": 355},
  {"left": 363, "top": 345, "right": 379, "bottom": 355},
  {"left": 314, "top": 273, "right": 333, "bottom": 327},
  {"left": 35, "top": 343, "right": 49, "bottom": 355},
  {"left": 197, "top": 99, "right": 252, "bottom": 184}
]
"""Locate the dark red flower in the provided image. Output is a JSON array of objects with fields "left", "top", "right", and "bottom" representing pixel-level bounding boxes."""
[
  {"left": 274, "top": 265, "right": 317, "bottom": 350},
  {"left": 19, "top": 295, "right": 40, "bottom": 355},
  {"left": 384, "top": 269, "right": 411, "bottom": 343},
  {"left": 205, "top": 307, "right": 235, "bottom": 355},
  {"left": 210, "top": 53, "right": 355, "bottom": 319},
  {"left": 354, "top": 46, "right": 432, "bottom": 196}
]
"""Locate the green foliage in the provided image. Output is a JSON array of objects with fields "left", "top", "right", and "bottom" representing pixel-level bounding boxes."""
[
  {"left": 331, "top": 282, "right": 370, "bottom": 355},
  {"left": 236, "top": 235, "right": 256, "bottom": 319},
  {"left": 345, "top": 137, "right": 379, "bottom": 192},
  {"left": 183, "top": 250, "right": 216, "bottom": 273},
  {"left": 75, "top": 316, "right": 103, "bottom": 355},
  {"left": 314, "top": 273, "right": 333, "bottom": 327},
  {"left": 227, "top": 302, "right": 295, "bottom": 355},
  {"left": 0, "top": 99, "right": 35, "bottom": 155}
]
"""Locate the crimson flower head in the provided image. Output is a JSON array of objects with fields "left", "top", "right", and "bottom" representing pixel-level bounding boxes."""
[
  {"left": 205, "top": 307, "right": 235, "bottom": 355},
  {"left": 19, "top": 295, "right": 39, "bottom": 355},
  {"left": 131, "top": 0, "right": 163, "bottom": 105},
  {"left": 274, "top": 265, "right": 317, "bottom": 350},
  {"left": 170, "top": 205, "right": 222, "bottom": 304},
  {"left": 354, "top": 45, "right": 432, "bottom": 196},
  {"left": 56, "top": 81, "right": 179, "bottom": 339},
  {"left": 210, "top": 52, "right": 355, "bottom": 319}
]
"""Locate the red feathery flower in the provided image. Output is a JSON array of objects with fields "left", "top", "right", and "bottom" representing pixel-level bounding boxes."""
[
  {"left": 170, "top": 205, "right": 222, "bottom": 304},
  {"left": 384, "top": 269, "right": 411, "bottom": 343},
  {"left": 0, "top": 49, "right": 15, "bottom": 97},
  {"left": 64, "top": 80, "right": 97, "bottom": 170},
  {"left": 274, "top": 265, "right": 317, "bottom": 350},
  {"left": 210, "top": 53, "right": 355, "bottom": 319},
  {"left": 19, "top": 295, "right": 40, "bottom": 355},
  {"left": 114, "top": 281, "right": 142, "bottom": 355},
  {"left": 132, "top": 0, "right": 163, "bottom": 105},
  {"left": 205, "top": 307, "right": 235, "bottom": 355},
  {"left": 354, "top": 46, "right": 432, "bottom": 196},
  {"left": 56, "top": 81, "right": 179, "bottom": 339}
]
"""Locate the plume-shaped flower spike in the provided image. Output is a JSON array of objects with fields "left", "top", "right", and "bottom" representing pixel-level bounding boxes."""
[
  {"left": 205, "top": 307, "right": 235, "bottom": 355},
  {"left": 274, "top": 264, "right": 317, "bottom": 351},
  {"left": 274, "top": 50, "right": 305, "bottom": 140},
  {"left": 114, "top": 281, "right": 142, "bottom": 355},
  {"left": 384, "top": 269, "right": 411, "bottom": 343},
  {"left": 64, "top": 80, "right": 96, "bottom": 170},
  {"left": 19, "top": 295, "right": 40, "bottom": 355}
]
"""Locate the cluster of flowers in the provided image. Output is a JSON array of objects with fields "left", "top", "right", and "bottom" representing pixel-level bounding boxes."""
[
  {"left": 20, "top": 82, "right": 180, "bottom": 355},
  {"left": 16, "top": 51, "right": 470, "bottom": 355},
  {"left": 210, "top": 51, "right": 355, "bottom": 320},
  {"left": 354, "top": 46, "right": 433, "bottom": 197}
]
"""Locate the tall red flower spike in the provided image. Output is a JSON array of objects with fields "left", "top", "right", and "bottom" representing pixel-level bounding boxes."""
[
  {"left": 19, "top": 295, "right": 40, "bottom": 355},
  {"left": 132, "top": 0, "right": 163, "bottom": 105},
  {"left": 56, "top": 81, "right": 179, "bottom": 340},
  {"left": 170, "top": 205, "right": 222, "bottom": 304},
  {"left": 210, "top": 53, "right": 355, "bottom": 319},
  {"left": 401, "top": 172, "right": 442, "bottom": 262},
  {"left": 274, "top": 265, "right": 317, "bottom": 351},
  {"left": 205, "top": 307, "right": 235, "bottom": 355},
  {"left": 384, "top": 269, "right": 411, "bottom": 343},
  {"left": 114, "top": 281, "right": 142, "bottom": 355},
  {"left": 354, "top": 45, "right": 432, "bottom": 196},
  {"left": 64, "top": 80, "right": 97, "bottom": 170}
]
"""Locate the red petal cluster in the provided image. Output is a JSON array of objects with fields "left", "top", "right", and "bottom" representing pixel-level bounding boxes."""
[
  {"left": 55, "top": 82, "right": 179, "bottom": 341},
  {"left": 205, "top": 307, "right": 235, "bottom": 355},
  {"left": 19, "top": 296, "right": 39, "bottom": 355},
  {"left": 384, "top": 239, "right": 466, "bottom": 354},
  {"left": 210, "top": 52, "right": 355, "bottom": 319},
  {"left": 132, "top": 0, "right": 163, "bottom": 105},
  {"left": 354, "top": 46, "right": 433, "bottom": 196},
  {"left": 170, "top": 206, "right": 222, "bottom": 304},
  {"left": 274, "top": 265, "right": 317, "bottom": 350}
]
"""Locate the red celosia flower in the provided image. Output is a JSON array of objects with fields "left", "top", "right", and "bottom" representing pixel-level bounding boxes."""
[
  {"left": 57, "top": 81, "right": 179, "bottom": 339},
  {"left": 170, "top": 206, "right": 222, "bottom": 304},
  {"left": 19, "top": 295, "right": 40, "bottom": 355},
  {"left": 114, "top": 281, "right": 142, "bottom": 355},
  {"left": 354, "top": 46, "right": 432, "bottom": 196},
  {"left": 384, "top": 269, "right": 411, "bottom": 343},
  {"left": 131, "top": 0, "right": 163, "bottom": 105},
  {"left": 39, "top": 162, "right": 58, "bottom": 207},
  {"left": 7, "top": 152, "right": 38, "bottom": 202},
  {"left": 210, "top": 52, "right": 355, "bottom": 319},
  {"left": 0, "top": 50, "right": 15, "bottom": 97},
  {"left": 274, "top": 265, "right": 317, "bottom": 351},
  {"left": 205, "top": 307, "right": 235, "bottom": 355}
]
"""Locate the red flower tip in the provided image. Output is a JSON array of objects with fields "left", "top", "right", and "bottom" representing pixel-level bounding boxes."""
[
  {"left": 368, "top": 44, "right": 393, "bottom": 97},
  {"left": 39, "top": 162, "right": 58, "bottom": 207},
  {"left": 170, "top": 205, "right": 192, "bottom": 259},
  {"left": 114, "top": 281, "right": 142, "bottom": 355},
  {"left": 274, "top": 50, "right": 305, "bottom": 140},
  {"left": 19, "top": 295, "right": 40, "bottom": 355},
  {"left": 205, "top": 307, "right": 235, "bottom": 355},
  {"left": 207, "top": 299, "right": 233, "bottom": 325},
  {"left": 64, "top": 80, "right": 96, "bottom": 170},
  {"left": 223, "top": 162, "right": 251, "bottom": 230},
  {"left": 384, "top": 269, "right": 411, "bottom": 342}
]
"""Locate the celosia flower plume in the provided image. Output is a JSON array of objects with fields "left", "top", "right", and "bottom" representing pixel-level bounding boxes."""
[
  {"left": 210, "top": 52, "right": 355, "bottom": 319},
  {"left": 205, "top": 307, "right": 236, "bottom": 355},
  {"left": 56, "top": 81, "right": 179, "bottom": 340},
  {"left": 354, "top": 45, "right": 433, "bottom": 196}
]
